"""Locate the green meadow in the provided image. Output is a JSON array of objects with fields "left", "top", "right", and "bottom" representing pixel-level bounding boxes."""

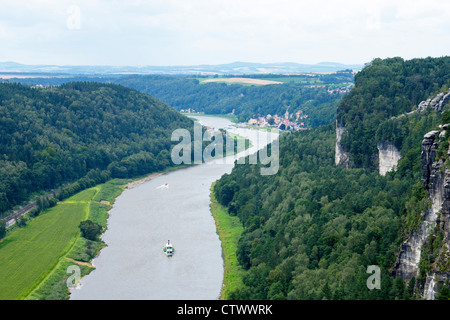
[
  {"left": 210, "top": 184, "right": 245, "bottom": 300},
  {"left": 0, "top": 165, "right": 246, "bottom": 300},
  {"left": 0, "top": 201, "right": 86, "bottom": 299},
  {"left": 0, "top": 180, "right": 125, "bottom": 300}
]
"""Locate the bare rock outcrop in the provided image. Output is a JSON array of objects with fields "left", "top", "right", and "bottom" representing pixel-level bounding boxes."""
[
  {"left": 418, "top": 89, "right": 450, "bottom": 113},
  {"left": 377, "top": 141, "right": 401, "bottom": 176},
  {"left": 335, "top": 119, "right": 351, "bottom": 168},
  {"left": 394, "top": 126, "right": 450, "bottom": 299}
]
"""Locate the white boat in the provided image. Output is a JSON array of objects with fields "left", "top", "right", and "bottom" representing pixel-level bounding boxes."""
[{"left": 163, "top": 240, "right": 175, "bottom": 256}]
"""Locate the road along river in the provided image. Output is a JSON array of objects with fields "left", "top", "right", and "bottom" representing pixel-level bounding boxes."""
[{"left": 70, "top": 116, "right": 278, "bottom": 300}]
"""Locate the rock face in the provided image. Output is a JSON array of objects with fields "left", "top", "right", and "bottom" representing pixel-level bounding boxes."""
[
  {"left": 418, "top": 89, "right": 450, "bottom": 112},
  {"left": 336, "top": 90, "right": 450, "bottom": 174},
  {"left": 336, "top": 88, "right": 450, "bottom": 298},
  {"left": 421, "top": 131, "right": 440, "bottom": 184},
  {"left": 393, "top": 127, "right": 450, "bottom": 299},
  {"left": 394, "top": 208, "right": 437, "bottom": 282},
  {"left": 335, "top": 119, "right": 350, "bottom": 168},
  {"left": 377, "top": 141, "right": 401, "bottom": 176},
  {"left": 423, "top": 272, "right": 450, "bottom": 300}
]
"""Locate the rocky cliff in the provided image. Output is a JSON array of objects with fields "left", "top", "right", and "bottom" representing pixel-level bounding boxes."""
[
  {"left": 377, "top": 141, "right": 401, "bottom": 176},
  {"left": 417, "top": 89, "right": 450, "bottom": 113},
  {"left": 393, "top": 126, "right": 450, "bottom": 299},
  {"left": 335, "top": 119, "right": 351, "bottom": 168},
  {"left": 335, "top": 125, "right": 401, "bottom": 175},
  {"left": 336, "top": 89, "right": 450, "bottom": 175}
]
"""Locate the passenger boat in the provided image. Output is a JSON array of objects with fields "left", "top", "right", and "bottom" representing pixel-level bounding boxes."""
[{"left": 163, "top": 240, "right": 175, "bottom": 256}]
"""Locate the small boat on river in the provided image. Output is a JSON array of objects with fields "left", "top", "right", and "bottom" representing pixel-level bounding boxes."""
[{"left": 163, "top": 240, "right": 175, "bottom": 257}]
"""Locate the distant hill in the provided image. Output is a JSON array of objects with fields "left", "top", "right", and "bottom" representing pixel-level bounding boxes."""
[
  {"left": 0, "top": 61, "right": 363, "bottom": 76},
  {"left": 0, "top": 82, "right": 193, "bottom": 216},
  {"left": 1, "top": 69, "right": 355, "bottom": 127},
  {"left": 212, "top": 56, "right": 450, "bottom": 300},
  {"left": 337, "top": 56, "right": 450, "bottom": 168}
]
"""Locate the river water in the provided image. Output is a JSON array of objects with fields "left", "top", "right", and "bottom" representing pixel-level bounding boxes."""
[{"left": 70, "top": 116, "right": 278, "bottom": 300}]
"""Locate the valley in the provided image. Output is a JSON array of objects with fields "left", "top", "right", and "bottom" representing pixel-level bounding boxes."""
[
  {"left": 1, "top": 56, "right": 450, "bottom": 302},
  {"left": 2, "top": 0, "right": 450, "bottom": 314}
]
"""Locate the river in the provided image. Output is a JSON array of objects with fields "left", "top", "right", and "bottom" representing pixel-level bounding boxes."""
[{"left": 69, "top": 116, "right": 278, "bottom": 300}]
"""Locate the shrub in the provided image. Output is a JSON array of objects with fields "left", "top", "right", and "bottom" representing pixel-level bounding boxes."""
[{"left": 78, "top": 220, "right": 102, "bottom": 241}]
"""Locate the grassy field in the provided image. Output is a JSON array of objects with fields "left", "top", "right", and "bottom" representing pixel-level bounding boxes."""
[
  {"left": 261, "top": 77, "right": 323, "bottom": 85},
  {"left": 0, "top": 165, "right": 244, "bottom": 299},
  {"left": 25, "top": 180, "right": 125, "bottom": 300},
  {"left": 210, "top": 184, "right": 245, "bottom": 299},
  {"left": 196, "top": 75, "right": 325, "bottom": 85},
  {"left": 0, "top": 179, "right": 126, "bottom": 300},
  {"left": 200, "top": 77, "right": 283, "bottom": 86},
  {"left": 0, "top": 199, "right": 86, "bottom": 299}
]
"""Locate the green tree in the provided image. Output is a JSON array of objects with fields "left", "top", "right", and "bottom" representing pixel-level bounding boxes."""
[
  {"left": 0, "top": 219, "right": 6, "bottom": 239},
  {"left": 406, "top": 277, "right": 416, "bottom": 299},
  {"left": 393, "top": 277, "right": 406, "bottom": 300},
  {"left": 15, "top": 216, "right": 27, "bottom": 228},
  {"left": 79, "top": 220, "right": 102, "bottom": 241},
  {"left": 436, "top": 285, "right": 450, "bottom": 300},
  {"left": 0, "top": 82, "right": 193, "bottom": 217}
]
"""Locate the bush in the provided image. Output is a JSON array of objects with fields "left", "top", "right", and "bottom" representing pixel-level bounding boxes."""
[
  {"left": 78, "top": 220, "right": 102, "bottom": 241},
  {"left": 15, "top": 216, "right": 27, "bottom": 227},
  {"left": 0, "top": 219, "right": 6, "bottom": 239}
]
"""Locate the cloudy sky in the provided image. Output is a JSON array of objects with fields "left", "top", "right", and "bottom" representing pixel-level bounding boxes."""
[{"left": 0, "top": 0, "right": 449, "bottom": 66}]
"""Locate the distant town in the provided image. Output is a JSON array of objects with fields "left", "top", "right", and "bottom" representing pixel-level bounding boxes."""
[
  {"left": 180, "top": 84, "right": 351, "bottom": 131},
  {"left": 181, "top": 107, "right": 310, "bottom": 131},
  {"left": 245, "top": 108, "right": 310, "bottom": 131}
]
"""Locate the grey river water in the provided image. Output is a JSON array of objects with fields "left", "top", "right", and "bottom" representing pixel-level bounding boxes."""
[{"left": 70, "top": 116, "right": 278, "bottom": 300}]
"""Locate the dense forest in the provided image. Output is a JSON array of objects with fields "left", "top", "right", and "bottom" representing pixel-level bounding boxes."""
[
  {"left": 213, "top": 56, "right": 450, "bottom": 299},
  {"left": 0, "top": 82, "right": 193, "bottom": 216},
  {"left": 339, "top": 56, "right": 450, "bottom": 168},
  {"left": 12, "top": 71, "right": 354, "bottom": 128},
  {"left": 112, "top": 73, "right": 351, "bottom": 127},
  {"left": 0, "top": 70, "right": 352, "bottom": 218}
]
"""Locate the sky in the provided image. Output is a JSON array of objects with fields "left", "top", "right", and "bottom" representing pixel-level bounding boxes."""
[{"left": 0, "top": 0, "right": 449, "bottom": 67}]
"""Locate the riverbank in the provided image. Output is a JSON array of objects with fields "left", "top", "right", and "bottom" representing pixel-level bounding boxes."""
[
  {"left": 210, "top": 183, "right": 245, "bottom": 300},
  {"left": 11, "top": 166, "right": 188, "bottom": 300},
  {"left": 21, "top": 128, "right": 248, "bottom": 299},
  {"left": 182, "top": 112, "right": 238, "bottom": 123},
  {"left": 23, "top": 181, "right": 122, "bottom": 300},
  {"left": 2, "top": 115, "right": 267, "bottom": 300},
  {"left": 0, "top": 187, "right": 98, "bottom": 299},
  {"left": 1, "top": 165, "right": 239, "bottom": 300}
]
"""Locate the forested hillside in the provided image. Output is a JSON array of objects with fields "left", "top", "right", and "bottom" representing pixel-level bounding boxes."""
[
  {"left": 112, "top": 73, "right": 350, "bottom": 127},
  {"left": 213, "top": 56, "right": 450, "bottom": 299},
  {"left": 338, "top": 57, "right": 450, "bottom": 168},
  {"left": 12, "top": 72, "right": 352, "bottom": 128},
  {"left": 214, "top": 125, "right": 418, "bottom": 299},
  {"left": 0, "top": 82, "right": 193, "bottom": 216}
]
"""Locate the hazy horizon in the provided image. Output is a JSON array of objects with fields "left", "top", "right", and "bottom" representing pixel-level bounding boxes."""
[
  {"left": 1, "top": 0, "right": 449, "bottom": 67},
  {"left": 0, "top": 60, "right": 363, "bottom": 68}
]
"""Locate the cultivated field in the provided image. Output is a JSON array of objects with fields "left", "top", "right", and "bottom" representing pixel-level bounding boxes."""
[
  {"left": 201, "top": 77, "right": 283, "bottom": 85},
  {"left": 0, "top": 201, "right": 86, "bottom": 299}
]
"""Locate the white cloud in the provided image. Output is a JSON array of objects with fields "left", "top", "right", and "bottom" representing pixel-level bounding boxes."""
[{"left": 0, "top": 0, "right": 449, "bottom": 66}]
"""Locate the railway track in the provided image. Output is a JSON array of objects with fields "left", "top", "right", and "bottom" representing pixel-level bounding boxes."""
[{"left": 3, "top": 192, "right": 55, "bottom": 228}]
